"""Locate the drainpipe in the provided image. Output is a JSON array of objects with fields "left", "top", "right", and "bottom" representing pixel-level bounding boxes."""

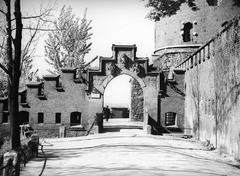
[
  {"left": 215, "top": 92, "right": 218, "bottom": 148},
  {"left": 157, "top": 91, "right": 162, "bottom": 126},
  {"left": 158, "top": 72, "right": 164, "bottom": 126},
  {"left": 197, "top": 58, "right": 200, "bottom": 140}
]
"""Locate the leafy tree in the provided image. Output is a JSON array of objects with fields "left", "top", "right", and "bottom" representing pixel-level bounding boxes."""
[
  {"left": 45, "top": 6, "right": 92, "bottom": 74},
  {"left": 143, "top": 0, "right": 198, "bottom": 21}
]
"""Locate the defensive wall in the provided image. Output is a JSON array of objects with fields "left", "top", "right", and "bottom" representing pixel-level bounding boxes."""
[{"left": 176, "top": 15, "right": 240, "bottom": 160}]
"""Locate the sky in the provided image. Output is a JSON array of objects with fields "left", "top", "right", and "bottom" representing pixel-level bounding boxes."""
[
  {"left": 22, "top": 0, "right": 154, "bottom": 107},
  {"left": 104, "top": 74, "right": 132, "bottom": 108},
  {"left": 1, "top": 0, "right": 154, "bottom": 107},
  {"left": 19, "top": 0, "right": 155, "bottom": 76}
]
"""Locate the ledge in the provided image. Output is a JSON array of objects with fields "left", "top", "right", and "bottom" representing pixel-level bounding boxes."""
[
  {"left": 61, "top": 68, "right": 76, "bottom": 73},
  {"left": 112, "top": 44, "right": 137, "bottom": 51},
  {"left": 173, "top": 68, "right": 186, "bottom": 74},
  {"left": 0, "top": 97, "right": 8, "bottom": 102},
  {"left": 73, "top": 78, "right": 83, "bottom": 83},
  {"left": 43, "top": 75, "right": 60, "bottom": 81},
  {"left": 20, "top": 102, "right": 30, "bottom": 108},
  {"left": 69, "top": 125, "right": 86, "bottom": 131},
  {"left": 38, "top": 94, "right": 47, "bottom": 100},
  {"left": 154, "top": 44, "right": 202, "bottom": 54},
  {"left": 56, "top": 86, "right": 64, "bottom": 92},
  {"left": 26, "top": 82, "right": 43, "bottom": 88},
  {"left": 147, "top": 71, "right": 160, "bottom": 76}
]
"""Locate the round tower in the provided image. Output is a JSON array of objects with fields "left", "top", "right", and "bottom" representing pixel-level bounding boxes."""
[{"left": 153, "top": 0, "right": 240, "bottom": 70}]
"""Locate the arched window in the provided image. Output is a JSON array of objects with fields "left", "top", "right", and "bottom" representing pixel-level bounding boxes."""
[
  {"left": 182, "top": 22, "right": 193, "bottom": 42},
  {"left": 70, "top": 111, "right": 81, "bottom": 126},
  {"left": 19, "top": 111, "right": 29, "bottom": 125}
]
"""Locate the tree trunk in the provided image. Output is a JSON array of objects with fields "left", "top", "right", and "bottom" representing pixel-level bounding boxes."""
[
  {"left": 3, "top": 0, "right": 20, "bottom": 150},
  {"left": 5, "top": 0, "right": 23, "bottom": 150},
  {"left": 10, "top": 0, "right": 22, "bottom": 150}
]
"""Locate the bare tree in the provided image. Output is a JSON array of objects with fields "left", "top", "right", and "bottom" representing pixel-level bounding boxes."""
[{"left": 0, "top": 0, "right": 54, "bottom": 150}]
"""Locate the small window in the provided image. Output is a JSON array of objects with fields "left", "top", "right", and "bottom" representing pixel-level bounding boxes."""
[
  {"left": 182, "top": 22, "right": 193, "bottom": 42},
  {"left": 19, "top": 111, "right": 29, "bottom": 125},
  {"left": 55, "top": 113, "right": 61, "bottom": 124},
  {"left": 70, "top": 111, "right": 81, "bottom": 126},
  {"left": 2, "top": 112, "right": 8, "bottom": 123},
  {"left": 38, "top": 112, "right": 44, "bottom": 123},
  {"left": 206, "top": 0, "right": 218, "bottom": 6},
  {"left": 38, "top": 85, "right": 44, "bottom": 96},
  {"left": 3, "top": 100, "right": 8, "bottom": 111},
  {"left": 21, "top": 91, "right": 27, "bottom": 103}
]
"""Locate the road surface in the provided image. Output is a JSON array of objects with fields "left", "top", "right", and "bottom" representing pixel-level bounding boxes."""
[{"left": 20, "top": 129, "right": 240, "bottom": 176}]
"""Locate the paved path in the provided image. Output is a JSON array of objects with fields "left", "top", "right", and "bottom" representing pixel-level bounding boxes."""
[{"left": 20, "top": 130, "right": 240, "bottom": 176}]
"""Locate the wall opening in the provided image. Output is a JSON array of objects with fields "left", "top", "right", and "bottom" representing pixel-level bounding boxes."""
[
  {"left": 103, "top": 74, "right": 144, "bottom": 122},
  {"left": 70, "top": 111, "right": 81, "bottom": 126},
  {"left": 2, "top": 112, "right": 8, "bottom": 123},
  {"left": 55, "top": 113, "right": 61, "bottom": 124},
  {"left": 38, "top": 112, "right": 44, "bottom": 124},
  {"left": 19, "top": 111, "right": 29, "bottom": 125},
  {"left": 182, "top": 22, "right": 193, "bottom": 42},
  {"left": 206, "top": 0, "right": 218, "bottom": 6}
]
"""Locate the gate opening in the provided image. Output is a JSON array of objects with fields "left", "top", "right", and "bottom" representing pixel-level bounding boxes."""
[{"left": 103, "top": 74, "right": 144, "bottom": 123}]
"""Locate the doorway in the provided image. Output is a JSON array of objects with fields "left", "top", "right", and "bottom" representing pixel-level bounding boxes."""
[{"left": 103, "top": 74, "right": 144, "bottom": 123}]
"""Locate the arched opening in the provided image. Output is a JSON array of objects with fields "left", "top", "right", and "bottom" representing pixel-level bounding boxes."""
[
  {"left": 182, "top": 22, "right": 193, "bottom": 42},
  {"left": 70, "top": 111, "right": 81, "bottom": 126},
  {"left": 103, "top": 74, "right": 144, "bottom": 124},
  {"left": 19, "top": 111, "right": 29, "bottom": 125}
]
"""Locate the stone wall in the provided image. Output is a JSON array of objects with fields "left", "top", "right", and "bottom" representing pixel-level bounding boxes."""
[
  {"left": 161, "top": 71, "right": 185, "bottom": 129},
  {"left": 155, "top": 0, "right": 240, "bottom": 50},
  {"left": 130, "top": 79, "right": 144, "bottom": 121},
  {"left": 182, "top": 16, "right": 240, "bottom": 159},
  {"left": 0, "top": 69, "right": 96, "bottom": 138}
]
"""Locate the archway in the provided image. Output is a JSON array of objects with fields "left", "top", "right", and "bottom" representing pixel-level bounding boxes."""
[
  {"left": 103, "top": 74, "right": 144, "bottom": 123},
  {"left": 87, "top": 45, "right": 160, "bottom": 133}
]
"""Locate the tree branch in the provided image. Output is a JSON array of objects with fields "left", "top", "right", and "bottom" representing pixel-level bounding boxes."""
[
  {"left": 0, "top": 45, "right": 6, "bottom": 50},
  {"left": 84, "top": 56, "right": 98, "bottom": 68},
  {"left": 0, "top": 62, "right": 9, "bottom": 75},
  {"left": 0, "top": 9, "right": 6, "bottom": 15},
  {"left": 11, "top": 27, "right": 56, "bottom": 31}
]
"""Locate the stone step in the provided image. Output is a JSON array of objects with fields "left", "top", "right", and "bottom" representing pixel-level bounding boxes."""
[{"left": 103, "top": 125, "right": 143, "bottom": 129}]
